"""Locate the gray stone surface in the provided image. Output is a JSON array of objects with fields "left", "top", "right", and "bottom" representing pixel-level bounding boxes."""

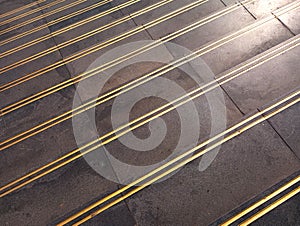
[
  {"left": 0, "top": 0, "right": 299, "bottom": 225},
  {"left": 47, "top": 1, "right": 114, "bottom": 33},
  {"left": 123, "top": 0, "right": 225, "bottom": 39},
  {"left": 0, "top": 158, "right": 121, "bottom": 226},
  {"left": 78, "top": 202, "right": 137, "bottom": 226},
  {"left": 278, "top": 6, "right": 300, "bottom": 35},
  {"left": 39, "top": 0, "right": 101, "bottom": 21},
  {"left": 0, "top": 0, "right": 43, "bottom": 30},
  {"left": 221, "top": 41, "right": 300, "bottom": 114},
  {"left": 63, "top": 22, "right": 152, "bottom": 77},
  {"left": 0, "top": 0, "right": 38, "bottom": 23},
  {"left": 91, "top": 65, "right": 243, "bottom": 169},
  {"left": 251, "top": 192, "right": 300, "bottom": 226},
  {"left": 0, "top": 7, "right": 72, "bottom": 108},
  {"left": 0, "top": 14, "right": 52, "bottom": 52},
  {"left": 243, "top": 0, "right": 296, "bottom": 19},
  {"left": 202, "top": 18, "right": 293, "bottom": 75},
  {"left": 0, "top": 0, "right": 33, "bottom": 11},
  {"left": 268, "top": 102, "right": 300, "bottom": 160},
  {"left": 0, "top": 86, "right": 81, "bottom": 185},
  {"left": 50, "top": 3, "right": 126, "bottom": 57},
  {"left": 171, "top": 6, "right": 254, "bottom": 51},
  {"left": 209, "top": 170, "right": 300, "bottom": 226},
  {"left": 0, "top": 63, "right": 72, "bottom": 108},
  {"left": 125, "top": 122, "right": 300, "bottom": 226},
  {"left": 0, "top": 83, "right": 76, "bottom": 133},
  {"left": 221, "top": 0, "right": 237, "bottom": 6}
]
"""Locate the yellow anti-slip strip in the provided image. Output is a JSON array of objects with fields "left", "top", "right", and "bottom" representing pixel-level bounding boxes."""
[
  {"left": 0, "top": 0, "right": 87, "bottom": 35},
  {"left": 222, "top": 175, "right": 300, "bottom": 225},
  {"left": 240, "top": 186, "right": 300, "bottom": 225},
  {"left": 58, "top": 94, "right": 299, "bottom": 225},
  {"left": 0, "top": 0, "right": 209, "bottom": 107},
  {"left": 0, "top": 0, "right": 121, "bottom": 58},
  {"left": 0, "top": 0, "right": 65, "bottom": 26},
  {"left": 0, "top": 0, "right": 118, "bottom": 47},
  {"left": 0, "top": 0, "right": 46, "bottom": 19}
]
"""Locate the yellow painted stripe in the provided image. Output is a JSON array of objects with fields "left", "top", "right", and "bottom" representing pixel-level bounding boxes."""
[
  {"left": 0, "top": 11, "right": 298, "bottom": 153},
  {"left": 0, "top": 0, "right": 248, "bottom": 114},
  {"left": 0, "top": 0, "right": 65, "bottom": 26},
  {"left": 0, "top": 0, "right": 136, "bottom": 47},
  {"left": 0, "top": 0, "right": 46, "bottom": 19},
  {"left": 0, "top": 37, "right": 298, "bottom": 198},
  {"left": 221, "top": 175, "right": 300, "bottom": 225},
  {"left": 59, "top": 94, "right": 300, "bottom": 225},
  {"left": 0, "top": 0, "right": 115, "bottom": 58},
  {"left": 0, "top": 0, "right": 88, "bottom": 35},
  {"left": 0, "top": 0, "right": 265, "bottom": 152},
  {"left": 240, "top": 186, "right": 300, "bottom": 225},
  {"left": 0, "top": 0, "right": 206, "bottom": 74}
]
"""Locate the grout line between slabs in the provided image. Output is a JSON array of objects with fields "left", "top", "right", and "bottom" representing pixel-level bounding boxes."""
[
  {"left": 219, "top": 0, "right": 227, "bottom": 7},
  {"left": 35, "top": 0, "right": 74, "bottom": 81},
  {"left": 220, "top": 85, "right": 246, "bottom": 115},
  {"left": 265, "top": 117, "right": 300, "bottom": 162},
  {"left": 240, "top": 0, "right": 257, "bottom": 20},
  {"left": 273, "top": 12, "right": 296, "bottom": 36}
]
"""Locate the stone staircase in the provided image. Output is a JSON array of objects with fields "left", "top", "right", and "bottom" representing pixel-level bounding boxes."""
[{"left": 0, "top": 0, "right": 299, "bottom": 225}]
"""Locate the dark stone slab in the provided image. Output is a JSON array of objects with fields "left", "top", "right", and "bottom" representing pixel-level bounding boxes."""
[
  {"left": 0, "top": 13, "right": 73, "bottom": 108},
  {"left": 221, "top": 0, "right": 236, "bottom": 6},
  {"left": 0, "top": 86, "right": 84, "bottom": 183},
  {"left": 0, "top": 1, "right": 299, "bottom": 225},
  {"left": 50, "top": 4, "right": 130, "bottom": 58},
  {"left": 48, "top": 2, "right": 113, "bottom": 33},
  {"left": 201, "top": 18, "right": 293, "bottom": 76},
  {"left": 122, "top": 0, "right": 224, "bottom": 40},
  {"left": 242, "top": 0, "right": 295, "bottom": 19},
  {"left": 278, "top": 6, "right": 300, "bottom": 35},
  {"left": 125, "top": 122, "right": 300, "bottom": 226},
  {"left": 0, "top": 15, "right": 51, "bottom": 51},
  {"left": 64, "top": 27, "right": 152, "bottom": 77},
  {"left": 251, "top": 192, "right": 300, "bottom": 226},
  {"left": 0, "top": 0, "right": 38, "bottom": 22},
  {"left": 210, "top": 170, "right": 300, "bottom": 226},
  {"left": 0, "top": 0, "right": 43, "bottom": 31},
  {"left": 77, "top": 202, "right": 136, "bottom": 226},
  {"left": 0, "top": 63, "right": 72, "bottom": 109},
  {"left": 221, "top": 39, "right": 300, "bottom": 114},
  {"left": 171, "top": 6, "right": 254, "bottom": 51},
  {"left": 0, "top": 158, "right": 120, "bottom": 226},
  {"left": 268, "top": 102, "right": 300, "bottom": 160}
]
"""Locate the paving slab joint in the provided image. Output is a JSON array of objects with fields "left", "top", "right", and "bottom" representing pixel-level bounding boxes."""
[
  {"left": 266, "top": 117, "right": 300, "bottom": 162},
  {"left": 219, "top": 0, "right": 227, "bottom": 7},
  {"left": 220, "top": 84, "right": 245, "bottom": 115},
  {"left": 239, "top": 0, "right": 257, "bottom": 20},
  {"left": 271, "top": 12, "right": 296, "bottom": 36}
]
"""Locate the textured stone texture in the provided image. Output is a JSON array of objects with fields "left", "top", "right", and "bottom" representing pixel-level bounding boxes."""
[
  {"left": 0, "top": 0, "right": 299, "bottom": 225},
  {"left": 221, "top": 43, "right": 300, "bottom": 114},
  {"left": 125, "top": 122, "right": 300, "bottom": 226}
]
